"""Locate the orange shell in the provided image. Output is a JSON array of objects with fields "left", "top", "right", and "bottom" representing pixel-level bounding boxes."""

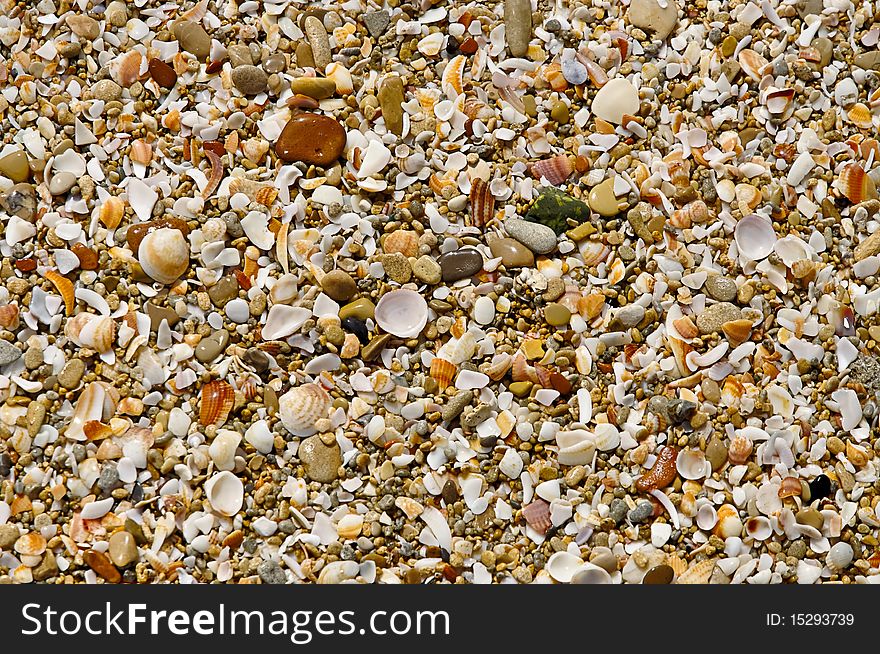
[
  {"left": 722, "top": 319, "right": 753, "bottom": 345},
  {"left": 431, "top": 357, "right": 457, "bottom": 391},
  {"left": 383, "top": 230, "right": 419, "bottom": 258},
  {"left": 468, "top": 177, "right": 495, "bottom": 228},
  {"left": 728, "top": 435, "right": 753, "bottom": 464},
  {"left": 778, "top": 476, "right": 802, "bottom": 498},
  {"left": 99, "top": 196, "right": 125, "bottom": 229},
  {"left": 199, "top": 380, "right": 235, "bottom": 427},
  {"left": 530, "top": 154, "right": 573, "bottom": 186},
  {"left": 839, "top": 162, "right": 878, "bottom": 204},
  {"left": 44, "top": 270, "right": 75, "bottom": 315}
]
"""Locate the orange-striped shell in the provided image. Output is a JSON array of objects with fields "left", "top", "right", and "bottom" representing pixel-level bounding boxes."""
[
  {"left": 468, "top": 177, "right": 495, "bottom": 227},
  {"left": 0, "top": 304, "right": 19, "bottom": 329},
  {"left": 383, "top": 229, "right": 419, "bottom": 258},
  {"left": 838, "top": 162, "right": 878, "bottom": 204},
  {"left": 511, "top": 351, "right": 532, "bottom": 382},
  {"left": 449, "top": 316, "right": 467, "bottom": 339},
  {"left": 441, "top": 54, "right": 466, "bottom": 98},
  {"left": 530, "top": 154, "right": 573, "bottom": 186},
  {"left": 45, "top": 270, "right": 75, "bottom": 315},
  {"left": 98, "top": 196, "right": 125, "bottom": 230},
  {"left": 848, "top": 102, "right": 873, "bottom": 130},
  {"left": 728, "top": 435, "right": 753, "bottom": 464},
  {"left": 480, "top": 353, "right": 512, "bottom": 381},
  {"left": 673, "top": 316, "right": 699, "bottom": 339},
  {"left": 671, "top": 200, "right": 708, "bottom": 228},
  {"left": 200, "top": 380, "right": 235, "bottom": 427},
  {"left": 430, "top": 357, "right": 457, "bottom": 391}
]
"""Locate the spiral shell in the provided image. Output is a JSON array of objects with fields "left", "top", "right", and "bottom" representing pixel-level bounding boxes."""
[
  {"left": 278, "top": 383, "right": 332, "bottom": 437},
  {"left": 138, "top": 227, "right": 189, "bottom": 285},
  {"left": 480, "top": 353, "right": 513, "bottom": 381},
  {"left": 728, "top": 435, "right": 753, "bottom": 464},
  {"left": 44, "top": 270, "right": 75, "bottom": 315},
  {"left": 199, "top": 380, "right": 235, "bottom": 427},
  {"left": 430, "top": 357, "right": 457, "bottom": 391},
  {"left": 65, "top": 313, "right": 116, "bottom": 353}
]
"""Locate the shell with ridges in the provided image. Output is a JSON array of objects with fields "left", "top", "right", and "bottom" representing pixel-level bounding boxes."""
[
  {"left": 138, "top": 227, "right": 189, "bottom": 285},
  {"left": 278, "top": 383, "right": 332, "bottom": 437},
  {"left": 431, "top": 357, "right": 457, "bottom": 391},
  {"left": 468, "top": 177, "right": 495, "bottom": 228},
  {"left": 44, "top": 270, "right": 75, "bottom": 315},
  {"left": 199, "top": 380, "right": 235, "bottom": 427}
]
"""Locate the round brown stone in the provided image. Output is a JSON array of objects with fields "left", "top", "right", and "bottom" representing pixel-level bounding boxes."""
[
  {"left": 275, "top": 113, "right": 346, "bottom": 166},
  {"left": 321, "top": 270, "right": 357, "bottom": 302},
  {"left": 489, "top": 237, "right": 534, "bottom": 268}
]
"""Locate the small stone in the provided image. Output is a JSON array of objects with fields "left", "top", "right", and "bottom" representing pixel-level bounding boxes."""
[
  {"left": 442, "top": 390, "right": 473, "bottom": 422},
  {"left": 795, "top": 507, "right": 824, "bottom": 530},
  {"left": 258, "top": 560, "right": 287, "bottom": 584},
  {"left": 550, "top": 100, "right": 570, "bottom": 124},
  {"left": 173, "top": 20, "right": 212, "bottom": 60},
  {"left": 807, "top": 474, "right": 831, "bottom": 500},
  {"left": 264, "top": 53, "right": 287, "bottom": 75},
  {"left": 854, "top": 229, "right": 880, "bottom": 262},
  {"left": 227, "top": 44, "right": 254, "bottom": 67},
  {"left": 295, "top": 42, "right": 315, "bottom": 68},
  {"left": 0, "top": 524, "right": 18, "bottom": 550},
  {"left": 108, "top": 531, "right": 138, "bottom": 567},
  {"left": 321, "top": 270, "right": 357, "bottom": 302},
  {"left": 489, "top": 236, "right": 535, "bottom": 268},
  {"left": 609, "top": 498, "right": 628, "bottom": 524},
  {"left": 504, "top": 0, "right": 532, "bottom": 58},
  {"left": 0, "top": 150, "right": 30, "bottom": 183},
  {"left": 706, "top": 437, "right": 728, "bottom": 471},
  {"left": 195, "top": 330, "right": 229, "bottom": 363},
  {"left": 208, "top": 275, "right": 239, "bottom": 307},
  {"left": 643, "top": 564, "right": 674, "bottom": 584},
  {"left": 524, "top": 188, "right": 591, "bottom": 235},
  {"left": 628, "top": 501, "right": 654, "bottom": 523},
  {"left": 695, "top": 302, "right": 742, "bottom": 335},
  {"left": 303, "top": 16, "right": 331, "bottom": 69},
  {"left": 105, "top": 1, "right": 128, "bottom": 27},
  {"left": 412, "top": 255, "right": 443, "bottom": 284},
  {"left": 854, "top": 51, "right": 880, "bottom": 71},
  {"left": 66, "top": 15, "right": 101, "bottom": 40},
  {"left": 91, "top": 79, "right": 123, "bottom": 102},
  {"left": 32, "top": 551, "right": 59, "bottom": 582},
  {"left": 83, "top": 549, "right": 121, "bottom": 583},
  {"left": 591, "top": 78, "right": 640, "bottom": 125},
  {"left": 339, "top": 297, "right": 375, "bottom": 321},
  {"left": 299, "top": 434, "right": 342, "bottom": 483},
  {"left": 438, "top": 249, "right": 483, "bottom": 282},
  {"left": 360, "top": 334, "right": 390, "bottom": 361},
  {"left": 611, "top": 304, "right": 646, "bottom": 329},
  {"left": 275, "top": 114, "right": 346, "bottom": 166},
  {"left": 378, "top": 75, "right": 405, "bottom": 137},
  {"left": 588, "top": 178, "right": 622, "bottom": 217},
  {"left": 813, "top": 37, "right": 833, "bottom": 68},
  {"left": 544, "top": 303, "right": 571, "bottom": 326},
  {"left": 505, "top": 217, "right": 558, "bottom": 254},
  {"left": 0, "top": 183, "right": 37, "bottom": 221},
  {"left": 363, "top": 10, "right": 391, "bottom": 38},
  {"left": 48, "top": 172, "right": 76, "bottom": 195},
  {"left": 58, "top": 358, "right": 85, "bottom": 388},
  {"left": 382, "top": 253, "right": 412, "bottom": 284},
  {"left": 704, "top": 275, "right": 737, "bottom": 302},
  {"left": 0, "top": 340, "right": 21, "bottom": 366},
  {"left": 231, "top": 65, "right": 269, "bottom": 95},
  {"left": 290, "top": 77, "right": 337, "bottom": 100},
  {"left": 509, "top": 381, "right": 533, "bottom": 397},
  {"left": 627, "top": 0, "right": 679, "bottom": 41}
]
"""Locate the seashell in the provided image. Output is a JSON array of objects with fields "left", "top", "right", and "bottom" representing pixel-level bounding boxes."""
[
  {"left": 382, "top": 229, "right": 420, "bottom": 258},
  {"left": 278, "top": 383, "right": 331, "bottom": 437},
  {"left": 664, "top": 151, "right": 690, "bottom": 188},
  {"left": 0, "top": 304, "right": 19, "bottom": 329},
  {"left": 580, "top": 293, "right": 605, "bottom": 319},
  {"left": 468, "top": 177, "right": 495, "bottom": 227},
  {"left": 99, "top": 196, "right": 125, "bottom": 230},
  {"left": 673, "top": 316, "right": 699, "bottom": 339},
  {"left": 546, "top": 551, "right": 586, "bottom": 583},
  {"left": 579, "top": 240, "right": 611, "bottom": 267},
  {"left": 734, "top": 183, "right": 761, "bottom": 214},
  {"left": 847, "top": 102, "right": 873, "bottom": 130},
  {"left": 205, "top": 471, "right": 244, "bottom": 517},
  {"left": 765, "top": 88, "right": 794, "bottom": 115},
  {"left": 462, "top": 97, "right": 493, "bottom": 121},
  {"left": 671, "top": 200, "right": 708, "bottom": 229},
  {"left": 199, "top": 380, "right": 235, "bottom": 427},
  {"left": 255, "top": 186, "right": 278, "bottom": 207},
  {"left": 111, "top": 50, "right": 142, "bottom": 87},
  {"left": 374, "top": 289, "right": 428, "bottom": 338},
  {"left": 676, "top": 449, "right": 709, "bottom": 480},
  {"left": 522, "top": 499, "right": 551, "bottom": 535},
  {"left": 530, "top": 154, "right": 573, "bottom": 186},
  {"left": 202, "top": 149, "right": 224, "bottom": 199},
  {"left": 542, "top": 62, "right": 568, "bottom": 92},
  {"left": 606, "top": 258, "right": 626, "bottom": 285},
  {"left": 570, "top": 563, "right": 612, "bottom": 584},
  {"left": 721, "top": 319, "right": 753, "bottom": 345},
  {"left": 668, "top": 337, "right": 692, "bottom": 376},
  {"left": 438, "top": 332, "right": 476, "bottom": 364},
  {"left": 721, "top": 377, "right": 745, "bottom": 406},
  {"left": 511, "top": 351, "right": 532, "bottom": 382},
  {"left": 65, "top": 313, "right": 116, "bottom": 353},
  {"left": 583, "top": 58, "right": 608, "bottom": 87},
  {"left": 745, "top": 516, "right": 772, "bottom": 541},
  {"left": 14, "top": 532, "right": 47, "bottom": 557},
  {"left": 431, "top": 357, "right": 457, "bottom": 391},
  {"left": 714, "top": 503, "right": 743, "bottom": 538},
  {"left": 337, "top": 513, "right": 364, "bottom": 540},
  {"left": 734, "top": 214, "right": 775, "bottom": 261},
  {"left": 676, "top": 557, "right": 717, "bottom": 584},
  {"left": 696, "top": 503, "right": 718, "bottom": 531},
  {"left": 317, "top": 560, "right": 359, "bottom": 584},
  {"left": 325, "top": 62, "right": 354, "bottom": 94},
  {"left": 777, "top": 476, "right": 802, "bottom": 499},
  {"left": 44, "top": 270, "right": 75, "bottom": 315},
  {"left": 737, "top": 49, "right": 769, "bottom": 82},
  {"left": 67, "top": 382, "right": 116, "bottom": 441},
  {"left": 480, "top": 353, "right": 513, "bottom": 381},
  {"left": 209, "top": 430, "right": 240, "bottom": 471},
  {"left": 130, "top": 139, "right": 152, "bottom": 166},
  {"left": 636, "top": 446, "right": 679, "bottom": 492},
  {"left": 728, "top": 435, "right": 753, "bottom": 464},
  {"left": 837, "top": 162, "right": 877, "bottom": 204},
  {"left": 138, "top": 228, "right": 189, "bottom": 285},
  {"left": 593, "top": 423, "right": 620, "bottom": 451},
  {"left": 417, "top": 32, "right": 444, "bottom": 57},
  {"left": 826, "top": 542, "right": 854, "bottom": 571},
  {"left": 441, "top": 54, "right": 466, "bottom": 98}
]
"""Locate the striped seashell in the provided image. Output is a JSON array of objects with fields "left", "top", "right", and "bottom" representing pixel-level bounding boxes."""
[
  {"left": 607, "top": 258, "right": 626, "bottom": 285},
  {"left": 415, "top": 88, "right": 439, "bottom": 116},
  {"left": 533, "top": 363, "right": 553, "bottom": 389},
  {"left": 430, "top": 357, "right": 457, "bottom": 391},
  {"left": 468, "top": 177, "right": 494, "bottom": 227},
  {"left": 441, "top": 54, "right": 466, "bottom": 98},
  {"left": 522, "top": 499, "right": 551, "bottom": 535},
  {"left": 111, "top": 50, "right": 143, "bottom": 87},
  {"left": 735, "top": 183, "right": 762, "bottom": 214},
  {"left": 65, "top": 313, "right": 116, "bottom": 353},
  {"left": 728, "top": 435, "right": 753, "bottom": 464},
  {"left": 721, "top": 377, "right": 745, "bottom": 407},
  {"left": 846, "top": 101, "right": 871, "bottom": 129},
  {"left": 671, "top": 200, "right": 709, "bottom": 228},
  {"left": 558, "top": 286, "right": 584, "bottom": 314},
  {"left": 579, "top": 293, "right": 605, "bottom": 319},
  {"left": 44, "top": 270, "right": 75, "bottom": 315},
  {"left": 673, "top": 316, "right": 699, "bottom": 339},
  {"left": 130, "top": 139, "right": 152, "bottom": 165},
  {"left": 199, "top": 380, "right": 235, "bottom": 427},
  {"left": 98, "top": 196, "right": 125, "bottom": 230},
  {"left": 579, "top": 240, "right": 611, "bottom": 267},
  {"left": 765, "top": 88, "right": 794, "bottom": 115},
  {"left": 738, "top": 49, "right": 769, "bottom": 82},
  {"left": 383, "top": 229, "right": 419, "bottom": 257},
  {"left": 228, "top": 176, "right": 275, "bottom": 203},
  {"left": 583, "top": 58, "right": 608, "bottom": 87},
  {"left": 668, "top": 337, "right": 692, "bottom": 376},
  {"left": 664, "top": 151, "right": 690, "bottom": 188},
  {"left": 530, "top": 154, "right": 573, "bottom": 186},
  {"left": 428, "top": 172, "right": 457, "bottom": 197},
  {"left": 83, "top": 420, "right": 114, "bottom": 441},
  {"left": 511, "top": 351, "right": 532, "bottom": 382},
  {"left": 838, "top": 162, "right": 878, "bottom": 204},
  {"left": 480, "top": 353, "right": 512, "bottom": 381},
  {"left": 462, "top": 96, "right": 493, "bottom": 121},
  {"left": 449, "top": 316, "right": 467, "bottom": 340},
  {"left": 255, "top": 186, "right": 278, "bottom": 207},
  {"left": 676, "top": 558, "right": 717, "bottom": 584}
]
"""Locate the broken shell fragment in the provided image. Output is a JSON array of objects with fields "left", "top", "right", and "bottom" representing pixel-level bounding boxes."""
[{"left": 278, "top": 383, "right": 332, "bottom": 437}]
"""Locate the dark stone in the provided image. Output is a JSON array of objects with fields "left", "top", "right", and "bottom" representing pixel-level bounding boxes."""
[
  {"left": 808, "top": 474, "right": 831, "bottom": 500},
  {"left": 438, "top": 248, "right": 483, "bottom": 282},
  {"left": 342, "top": 317, "right": 370, "bottom": 344},
  {"left": 643, "top": 564, "right": 674, "bottom": 585},
  {"left": 525, "top": 187, "right": 591, "bottom": 235}
]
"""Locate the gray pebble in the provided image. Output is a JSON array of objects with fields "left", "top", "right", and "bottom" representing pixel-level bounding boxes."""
[
  {"left": 257, "top": 560, "right": 287, "bottom": 584},
  {"left": 609, "top": 498, "right": 628, "bottom": 524},
  {"left": 704, "top": 275, "right": 737, "bottom": 302},
  {"left": 231, "top": 65, "right": 268, "bottom": 95},
  {"left": 628, "top": 501, "right": 654, "bottom": 523},
  {"left": 0, "top": 340, "right": 22, "bottom": 366},
  {"left": 611, "top": 304, "right": 646, "bottom": 329},
  {"left": 363, "top": 10, "right": 390, "bottom": 38},
  {"left": 442, "top": 390, "right": 473, "bottom": 422},
  {"left": 504, "top": 217, "right": 557, "bottom": 254}
]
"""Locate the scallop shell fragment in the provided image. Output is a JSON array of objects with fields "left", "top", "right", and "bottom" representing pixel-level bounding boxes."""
[
  {"left": 199, "top": 380, "right": 235, "bottom": 427},
  {"left": 278, "top": 383, "right": 332, "bottom": 437}
]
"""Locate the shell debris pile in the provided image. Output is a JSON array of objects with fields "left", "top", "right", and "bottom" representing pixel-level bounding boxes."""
[{"left": 1, "top": 0, "right": 880, "bottom": 585}]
